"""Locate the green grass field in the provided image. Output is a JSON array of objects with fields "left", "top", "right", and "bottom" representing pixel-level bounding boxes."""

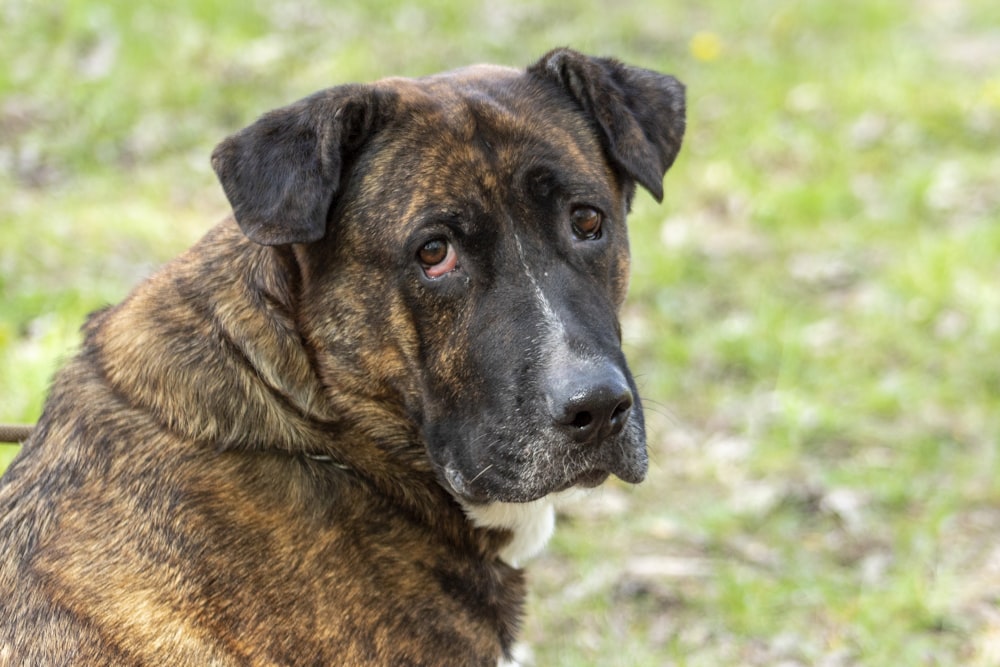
[{"left": 3, "top": 0, "right": 999, "bottom": 664}]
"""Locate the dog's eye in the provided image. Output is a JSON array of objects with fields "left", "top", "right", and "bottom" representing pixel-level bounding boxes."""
[
  {"left": 571, "top": 206, "right": 603, "bottom": 241},
  {"left": 418, "top": 239, "right": 458, "bottom": 279}
]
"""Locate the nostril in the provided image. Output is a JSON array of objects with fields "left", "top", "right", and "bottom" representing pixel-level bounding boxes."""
[
  {"left": 569, "top": 411, "right": 593, "bottom": 429},
  {"left": 609, "top": 398, "right": 632, "bottom": 435},
  {"left": 614, "top": 392, "right": 633, "bottom": 416}
]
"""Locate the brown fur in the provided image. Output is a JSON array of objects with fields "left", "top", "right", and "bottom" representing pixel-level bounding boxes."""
[{"left": 0, "top": 49, "right": 684, "bottom": 665}]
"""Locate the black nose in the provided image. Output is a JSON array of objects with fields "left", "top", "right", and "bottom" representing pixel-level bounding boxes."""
[{"left": 548, "top": 364, "right": 634, "bottom": 443}]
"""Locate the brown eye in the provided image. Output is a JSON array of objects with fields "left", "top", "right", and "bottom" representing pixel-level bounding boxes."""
[
  {"left": 571, "top": 206, "right": 603, "bottom": 240},
  {"left": 418, "top": 239, "right": 458, "bottom": 279},
  {"left": 418, "top": 239, "right": 448, "bottom": 266}
]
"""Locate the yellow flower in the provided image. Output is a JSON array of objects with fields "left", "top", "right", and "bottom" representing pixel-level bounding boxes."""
[
  {"left": 982, "top": 79, "right": 1000, "bottom": 108},
  {"left": 690, "top": 31, "right": 723, "bottom": 62}
]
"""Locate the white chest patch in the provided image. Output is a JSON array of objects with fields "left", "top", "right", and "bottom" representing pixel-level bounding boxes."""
[
  {"left": 463, "top": 498, "right": 554, "bottom": 567},
  {"left": 498, "top": 647, "right": 526, "bottom": 667},
  {"left": 461, "top": 490, "right": 581, "bottom": 567}
]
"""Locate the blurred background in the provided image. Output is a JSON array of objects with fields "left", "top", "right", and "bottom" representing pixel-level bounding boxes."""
[{"left": 2, "top": 0, "right": 999, "bottom": 664}]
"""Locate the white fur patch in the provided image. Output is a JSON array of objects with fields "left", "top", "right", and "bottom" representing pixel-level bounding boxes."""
[
  {"left": 513, "top": 234, "right": 566, "bottom": 343},
  {"left": 498, "top": 641, "right": 531, "bottom": 667},
  {"left": 461, "top": 490, "right": 582, "bottom": 567},
  {"left": 463, "top": 497, "right": 555, "bottom": 567}
]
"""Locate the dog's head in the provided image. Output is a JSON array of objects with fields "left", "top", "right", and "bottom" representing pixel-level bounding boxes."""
[{"left": 211, "top": 49, "right": 685, "bottom": 505}]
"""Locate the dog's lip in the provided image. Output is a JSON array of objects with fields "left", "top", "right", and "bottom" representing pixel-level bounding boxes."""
[
  {"left": 572, "top": 469, "right": 611, "bottom": 489},
  {"left": 444, "top": 463, "right": 613, "bottom": 504}
]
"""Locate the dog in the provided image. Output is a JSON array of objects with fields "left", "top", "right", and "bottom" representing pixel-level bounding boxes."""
[{"left": 0, "top": 48, "right": 684, "bottom": 666}]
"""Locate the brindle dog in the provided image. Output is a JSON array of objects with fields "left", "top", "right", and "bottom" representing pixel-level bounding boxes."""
[{"left": 0, "top": 48, "right": 684, "bottom": 666}]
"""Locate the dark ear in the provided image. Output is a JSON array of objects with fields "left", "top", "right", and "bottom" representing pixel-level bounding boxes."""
[
  {"left": 529, "top": 48, "right": 686, "bottom": 202},
  {"left": 211, "top": 85, "right": 381, "bottom": 245}
]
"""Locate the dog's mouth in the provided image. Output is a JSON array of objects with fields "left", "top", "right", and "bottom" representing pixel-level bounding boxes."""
[
  {"left": 445, "top": 466, "right": 610, "bottom": 502},
  {"left": 570, "top": 468, "right": 612, "bottom": 489},
  {"left": 442, "top": 443, "right": 643, "bottom": 505},
  {"left": 431, "top": 364, "right": 649, "bottom": 505}
]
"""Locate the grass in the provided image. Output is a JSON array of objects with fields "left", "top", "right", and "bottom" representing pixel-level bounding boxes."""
[{"left": 3, "top": 0, "right": 1000, "bottom": 663}]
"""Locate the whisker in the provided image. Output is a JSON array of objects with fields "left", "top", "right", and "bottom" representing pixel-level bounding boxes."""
[{"left": 468, "top": 464, "right": 494, "bottom": 484}]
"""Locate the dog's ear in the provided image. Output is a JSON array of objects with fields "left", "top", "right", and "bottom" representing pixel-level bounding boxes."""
[
  {"left": 529, "top": 48, "right": 686, "bottom": 202},
  {"left": 211, "top": 85, "right": 381, "bottom": 246}
]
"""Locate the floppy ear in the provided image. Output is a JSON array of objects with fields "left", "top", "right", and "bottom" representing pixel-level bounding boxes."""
[
  {"left": 529, "top": 48, "right": 686, "bottom": 202},
  {"left": 211, "top": 85, "right": 381, "bottom": 245}
]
